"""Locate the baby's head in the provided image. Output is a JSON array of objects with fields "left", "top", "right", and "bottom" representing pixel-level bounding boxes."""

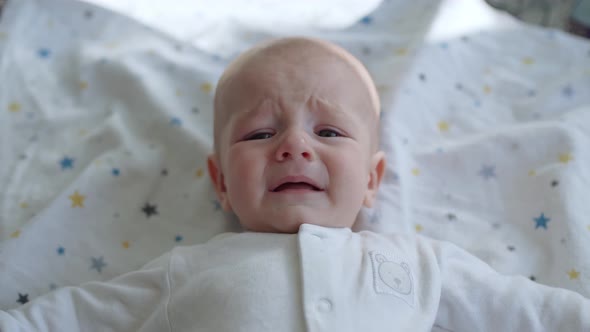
[{"left": 208, "top": 37, "right": 385, "bottom": 233}]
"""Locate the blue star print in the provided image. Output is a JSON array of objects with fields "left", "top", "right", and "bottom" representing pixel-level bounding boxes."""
[
  {"left": 478, "top": 165, "right": 496, "bottom": 180},
  {"left": 175, "top": 235, "right": 183, "bottom": 242},
  {"left": 170, "top": 117, "right": 182, "bottom": 126},
  {"left": 359, "top": 16, "right": 373, "bottom": 25},
  {"left": 561, "top": 85, "right": 574, "bottom": 98},
  {"left": 112, "top": 168, "right": 120, "bottom": 176},
  {"left": 90, "top": 256, "right": 106, "bottom": 273},
  {"left": 37, "top": 48, "right": 51, "bottom": 58},
  {"left": 57, "top": 246, "right": 65, "bottom": 255},
  {"left": 17, "top": 293, "right": 29, "bottom": 305},
  {"left": 533, "top": 213, "right": 550, "bottom": 229},
  {"left": 60, "top": 156, "right": 74, "bottom": 170},
  {"left": 142, "top": 203, "right": 158, "bottom": 218}
]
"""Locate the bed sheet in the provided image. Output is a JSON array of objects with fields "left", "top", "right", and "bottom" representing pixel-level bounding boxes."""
[
  {"left": 1, "top": 0, "right": 589, "bottom": 310},
  {"left": 382, "top": 29, "right": 590, "bottom": 298}
]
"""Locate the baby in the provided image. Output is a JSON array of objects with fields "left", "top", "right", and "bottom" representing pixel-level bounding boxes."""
[
  {"left": 208, "top": 36, "right": 385, "bottom": 234},
  {"left": 1, "top": 37, "right": 589, "bottom": 332}
]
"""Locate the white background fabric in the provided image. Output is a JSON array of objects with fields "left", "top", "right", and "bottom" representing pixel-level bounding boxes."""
[{"left": 1, "top": 0, "right": 589, "bottom": 310}]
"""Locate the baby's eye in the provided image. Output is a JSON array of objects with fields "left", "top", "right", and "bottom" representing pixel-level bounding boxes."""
[
  {"left": 246, "top": 132, "right": 273, "bottom": 140},
  {"left": 317, "top": 129, "right": 341, "bottom": 138}
]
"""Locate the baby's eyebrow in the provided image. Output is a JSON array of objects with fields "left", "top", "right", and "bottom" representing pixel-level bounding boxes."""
[
  {"left": 310, "top": 97, "right": 356, "bottom": 122},
  {"left": 231, "top": 96, "right": 357, "bottom": 124},
  {"left": 233, "top": 98, "right": 274, "bottom": 122}
]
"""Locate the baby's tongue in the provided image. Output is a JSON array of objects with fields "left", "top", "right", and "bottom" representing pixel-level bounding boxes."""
[{"left": 276, "top": 182, "right": 315, "bottom": 191}]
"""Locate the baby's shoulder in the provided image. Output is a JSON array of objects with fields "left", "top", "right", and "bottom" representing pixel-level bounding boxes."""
[
  {"left": 169, "top": 231, "right": 294, "bottom": 260},
  {"left": 354, "top": 230, "right": 446, "bottom": 259}
]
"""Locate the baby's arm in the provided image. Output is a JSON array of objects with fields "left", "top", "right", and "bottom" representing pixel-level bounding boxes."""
[
  {"left": 0, "top": 252, "right": 172, "bottom": 332},
  {"left": 429, "top": 239, "right": 590, "bottom": 331}
]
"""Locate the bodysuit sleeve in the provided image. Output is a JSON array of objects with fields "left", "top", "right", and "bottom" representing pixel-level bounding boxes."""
[
  {"left": 0, "top": 251, "right": 173, "bottom": 332},
  {"left": 430, "top": 239, "right": 590, "bottom": 331}
]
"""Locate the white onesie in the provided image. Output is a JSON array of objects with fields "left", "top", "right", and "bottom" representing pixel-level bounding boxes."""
[{"left": 1, "top": 224, "right": 589, "bottom": 331}]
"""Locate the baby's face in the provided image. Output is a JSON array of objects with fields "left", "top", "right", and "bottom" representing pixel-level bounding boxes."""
[{"left": 208, "top": 38, "right": 385, "bottom": 233}]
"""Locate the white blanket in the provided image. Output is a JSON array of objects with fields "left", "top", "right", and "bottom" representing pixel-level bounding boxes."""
[{"left": 1, "top": 0, "right": 589, "bottom": 310}]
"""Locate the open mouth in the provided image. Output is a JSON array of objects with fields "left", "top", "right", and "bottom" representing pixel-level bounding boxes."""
[{"left": 272, "top": 182, "right": 323, "bottom": 192}]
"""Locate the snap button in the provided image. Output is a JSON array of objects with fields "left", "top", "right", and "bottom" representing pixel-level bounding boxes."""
[
  {"left": 312, "top": 232, "right": 326, "bottom": 239},
  {"left": 317, "top": 298, "right": 333, "bottom": 313}
]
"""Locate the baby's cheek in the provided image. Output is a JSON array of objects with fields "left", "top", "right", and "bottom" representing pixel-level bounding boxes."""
[
  {"left": 333, "top": 154, "right": 365, "bottom": 187},
  {"left": 227, "top": 150, "right": 261, "bottom": 189}
]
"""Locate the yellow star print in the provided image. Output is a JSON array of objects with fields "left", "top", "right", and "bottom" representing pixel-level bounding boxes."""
[
  {"left": 567, "top": 269, "right": 580, "bottom": 280},
  {"left": 412, "top": 168, "right": 421, "bottom": 176},
  {"left": 438, "top": 121, "right": 450, "bottom": 132},
  {"left": 559, "top": 153, "right": 573, "bottom": 164},
  {"left": 8, "top": 102, "right": 21, "bottom": 113},
  {"left": 69, "top": 191, "right": 85, "bottom": 207},
  {"left": 415, "top": 224, "right": 423, "bottom": 232},
  {"left": 376, "top": 85, "right": 388, "bottom": 96},
  {"left": 528, "top": 169, "right": 536, "bottom": 176},
  {"left": 10, "top": 230, "right": 21, "bottom": 238},
  {"left": 200, "top": 82, "right": 212, "bottom": 93},
  {"left": 122, "top": 241, "right": 130, "bottom": 249},
  {"left": 522, "top": 57, "right": 534, "bottom": 65},
  {"left": 104, "top": 42, "right": 119, "bottom": 49},
  {"left": 394, "top": 48, "right": 407, "bottom": 56},
  {"left": 195, "top": 168, "right": 204, "bottom": 178}
]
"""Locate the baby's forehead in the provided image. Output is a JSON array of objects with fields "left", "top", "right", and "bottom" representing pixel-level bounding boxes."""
[
  {"left": 218, "top": 38, "right": 379, "bottom": 108},
  {"left": 213, "top": 37, "right": 381, "bottom": 151},
  {"left": 233, "top": 38, "right": 366, "bottom": 79}
]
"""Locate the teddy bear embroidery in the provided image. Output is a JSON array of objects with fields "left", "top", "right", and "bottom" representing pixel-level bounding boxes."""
[{"left": 369, "top": 251, "right": 415, "bottom": 307}]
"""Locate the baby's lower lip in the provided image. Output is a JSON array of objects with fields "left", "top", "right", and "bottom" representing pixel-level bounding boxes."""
[{"left": 271, "top": 188, "right": 323, "bottom": 194}]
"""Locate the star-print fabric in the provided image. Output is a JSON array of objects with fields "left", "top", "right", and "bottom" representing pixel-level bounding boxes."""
[
  {"left": 1, "top": 0, "right": 589, "bottom": 310},
  {"left": 377, "top": 20, "right": 590, "bottom": 300}
]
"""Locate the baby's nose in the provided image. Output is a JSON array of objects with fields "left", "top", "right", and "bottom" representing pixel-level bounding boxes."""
[{"left": 275, "top": 131, "right": 313, "bottom": 161}]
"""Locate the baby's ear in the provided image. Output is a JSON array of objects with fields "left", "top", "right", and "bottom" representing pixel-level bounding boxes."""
[
  {"left": 207, "top": 154, "right": 232, "bottom": 211},
  {"left": 363, "top": 151, "right": 386, "bottom": 208}
]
